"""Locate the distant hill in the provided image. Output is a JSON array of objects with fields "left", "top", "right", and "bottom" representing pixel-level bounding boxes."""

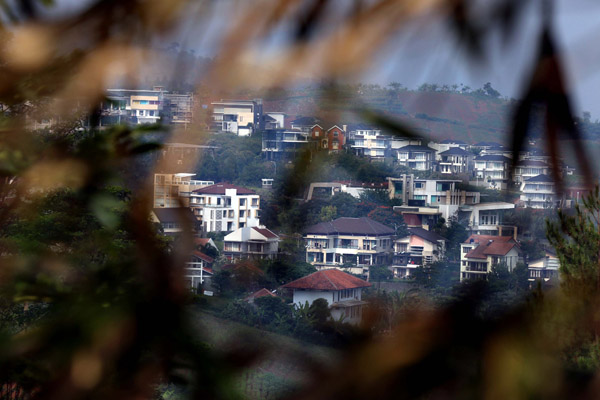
[{"left": 261, "top": 88, "right": 513, "bottom": 145}]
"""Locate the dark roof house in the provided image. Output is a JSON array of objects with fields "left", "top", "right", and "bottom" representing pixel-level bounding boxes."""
[
  {"left": 304, "top": 217, "right": 395, "bottom": 236},
  {"left": 193, "top": 183, "right": 256, "bottom": 195}
]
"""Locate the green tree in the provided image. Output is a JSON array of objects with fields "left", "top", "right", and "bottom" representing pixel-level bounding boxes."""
[
  {"left": 369, "top": 265, "right": 393, "bottom": 282},
  {"left": 319, "top": 205, "right": 337, "bottom": 222}
]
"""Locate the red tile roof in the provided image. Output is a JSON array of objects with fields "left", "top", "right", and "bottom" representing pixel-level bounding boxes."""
[
  {"left": 253, "top": 227, "right": 279, "bottom": 239},
  {"left": 192, "top": 250, "right": 214, "bottom": 263},
  {"left": 464, "top": 235, "right": 519, "bottom": 259},
  {"left": 192, "top": 183, "right": 256, "bottom": 195},
  {"left": 282, "top": 269, "right": 371, "bottom": 291},
  {"left": 194, "top": 238, "right": 211, "bottom": 246}
]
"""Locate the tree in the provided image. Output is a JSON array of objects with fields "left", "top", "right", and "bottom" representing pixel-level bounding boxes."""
[
  {"left": 369, "top": 265, "right": 393, "bottom": 283},
  {"left": 483, "top": 82, "right": 501, "bottom": 98},
  {"left": 319, "top": 205, "right": 337, "bottom": 222}
]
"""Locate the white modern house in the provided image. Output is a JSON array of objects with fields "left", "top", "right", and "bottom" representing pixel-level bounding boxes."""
[
  {"left": 223, "top": 226, "right": 279, "bottom": 261},
  {"left": 349, "top": 125, "right": 390, "bottom": 161},
  {"left": 211, "top": 99, "right": 263, "bottom": 136},
  {"left": 392, "top": 227, "right": 446, "bottom": 278},
  {"left": 473, "top": 155, "right": 511, "bottom": 190},
  {"left": 519, "top": 174, "right": 559, "bottom": 209},
  {"left": 304, "top": 217, "right": 395, "bottom": 277},
  {"left": 153, "top": 173, "right": 214, "bottom": 208},
  {"left": 458, "top": 202, "right": 516, "bottom": 236},
  {"left": 282, "top": 269, "right": 371, "bottom": 325},
  {"left": 394, "top": 145, "right": 436, "bottom": 171},
  {"left": 513, "top": 159, "right": 549, "bottom": 184},
  {"left": 528, "top": 250, "right": 560, "bottom": 284},
  {"left": 190, "top": 183, "right": 260, "bottom": 232},
  {"left": 438, "top": 147, "right": 473, "bottom": 175},
  {"left": 460, "top": 235, "right": 521, "bottom": 281}
]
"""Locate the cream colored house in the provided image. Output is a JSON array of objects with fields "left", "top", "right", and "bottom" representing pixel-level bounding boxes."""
[{"left": 460, "top": 235, "right": 521, "bottom": 281}]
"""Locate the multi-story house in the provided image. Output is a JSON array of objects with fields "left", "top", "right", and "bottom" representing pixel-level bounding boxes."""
[
  {"left": 101, "top": 88, "right": 165, "bottom": 125},
  {"left": 282, "top": 269, "right": 370, "bottom": 325},
  {"left": 458, "top": 202, "right": 516, "bottom": 236},
  {"left": 290, "top": 116, "right": 320, "bottom": 132},
  {"left": 473, "top": 155, "right": 511, "bottom": 189},
  {"left": 211, "top": 99, "right": 263, "bottom": 136},
  {"left": 310, "top": 125, "right": 346, "bottom": 153},
  {"left": 438, "top": 147, "right": 473, "bottom": 175},
  {"left": 528, "top": 250, "right": 560, "bottom": 284},
  {"left": 519, "top": 174, "right": 559, "bottom": 209},
  {"left": 190, "top": 183, "right": 260, "bottom": 232},
  {"left": 460, "top": 235, "right": 521, "bottom": 281},
  {"left": 223, "top": 226, "right": 279, "bottom": 261},
  {"left": 186, "top": 251, "right": 214, "bottom": 292},
  {"left": 153, "top": 173, "right": 214, "bottom": 208},
  {"left": 304, "top": 217, "right": 395, "bottom": 277},
  {"left": 472, "top": 141, "right": 504, "bottom": 152},
  {"left": 348, "top": 124, "right": 390, "bottom": 161},
  {"left": 392, "top": 227, "right": 446, "bottom": 278},
  {"left": 394, "top": 145, "right": 436, "bottom": 171},
  {"left": 393, "top": 205, "right": 443, "bottom": 231},
  {"left": 261, "top": 128, "right": 314, "bottom": 161},
  {"left": 163, "top": 93, "right": 194, "bottom": 126},
  {"left": 513, "top": 159, "right": 549, "bottom": 183},
  {"left": 159, "top": 142, "right": 219, "bottom": 171},
  {"left": 263, "top": 112, "right": 285, "bottom": 129}
]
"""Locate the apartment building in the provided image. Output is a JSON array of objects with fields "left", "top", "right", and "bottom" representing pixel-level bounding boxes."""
[
  {"left": 438, "top": 147, "right": 473, "bottom": 175},
  {"left": 262, "top": 128, "right": 314, "bottom": 160},
  {"left": 223, "top": 226, "right": 279, "bottom": 261},
  {"left": 153, "top": 173, "right": 214, "bottom": 208},
  {"left": 519, "top": 174, "right": 559, "bottom": 209},
  {"left": 392, "top": 227, "right": 446, "bottom": 278},
  {"left": 348, "top": 125, "right": 390, "bottom": 161},
  {"left": 163, "top": 93, "right": 194, "bottom": 126},
  {"left": 304, "top": 217, "right": 395, "bottom": 277},
  {"left": 211, "top": 99, "right": 263, "bottom": 136},
  {"left": 460, "top": 235, "right": 521, "bottom": 281},
  {"left": 473, "top": 155, "right": 511, "bottom": 189},
  {"left": 394, "top": 145, "right": 436, "bottom": 171},
  {"left": 190, "top": 183, "right": 260, "bottom": 232}
]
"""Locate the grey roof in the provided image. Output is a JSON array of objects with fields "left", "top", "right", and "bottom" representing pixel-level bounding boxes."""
[
  {"left": 291, "top": 116, "right": 319, "bottom": 125},
  {"left": 439, "top": 147, "right": 471, "bottom": 156},
  {"left": 475, "top": 154, "right": 511, "bottom": 162},
  {"left": 526, "top": 174, "right": 554, "bottom": 183},
  {"left": 397, "top": 145, "right": 435, "bottom": 152},
  {"left": 408, "top": 227, "right": 446, "bottom": 243},
  {"left": 304, "top": 217, "right": 395, "bottom": 236},
  {"left": 152, "top": 208, "right": 196, "bottom": 223},
  {"left": 473, "top": 141, "right": 503, "bottom": 147},
  {"left": 516, "top": 159, "right": 548, "bottom": 167}
]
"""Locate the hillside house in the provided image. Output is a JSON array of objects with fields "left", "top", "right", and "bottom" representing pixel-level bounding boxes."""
[
  {"left": 282, "top": 269, "right": 371, "bottom": 325},
  {"left": 460, "top": 235, "right": 521, "bottom": 281},
  {"left": 473, "top": 155, "right": 511, "bottom": 190},
  {"left": 513, "top": 160, "right": 550, "bottom": 184},
  {"left": 151, "top": 208, "right": 200, "bottom": 235},
  {"left": 211, "top": 99, "right": 263, "bottom": 136},
  {"left": 223, "top": 226, "right": 279, "bottom": 261},
  {"left": 520, "top": 174, "right": 559, "bottom": 209},
  {"left": 394, "top": 145, "right": 436, "bottom": 171},
  {"left": 438, "top": 147, "right": 473, "bottom": 175},
  {"left": 304, "top": 217, "right": 395, "bottom": 277},
  {"left": 392, "top": 227, "right": 446, "bottom": 278},
  {"left": 190, "top": 183, "right": 260, "bottom": 232}
]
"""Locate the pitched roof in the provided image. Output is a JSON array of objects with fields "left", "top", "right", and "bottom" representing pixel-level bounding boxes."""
[
  {"left": 463, "top": 235, "right": 519, "bottom": 259},
  {"left": 439, "top": 147, "right": 471, "bottom": 156},
  {"left": 475, "top": 154, "right": 511, "bottom": 162},
  {"left": 192, "top": 183, "right": 256, "bottom": 195},
  {"left": 408, "top": 227, "right": 446, "bottom": 243},
  {"left": 397, "top": 145, "right": 435, "bottom": 152},
  {"left": 304, "top": 217, "right": 395, "bottom": 236},
  {"left": 526, "top": 174, "right": 554, "bottom": 183},
  {"left": 474, "top": 141, "right": 503, "bottom": 147},
  {"left": 192, "top": 250, "right": 214, "bottom": 263},
  {"left": 152, "top": 208, "right": 196, "bottom": 223},
  {"left": 253, "top": 227, "right": 278, "bottom": 239},
  {"left": 516, "top": 159, "right": 548, "bottom": 167},
  {"left": 291, "top": 116, "right": 319, "bottom": 125},
  {"left": 282, "top": 269, "right": 371, "bottom": 290},
  {"left": 245, "top": 288, "right": 277, "bottom": 301}
]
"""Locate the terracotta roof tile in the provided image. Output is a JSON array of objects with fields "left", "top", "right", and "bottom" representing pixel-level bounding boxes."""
[
  {"left": 252, "top": 227, "right": 279, "bottom": 239},
  {"left": 282, "top": 269, "right": 371, "bottom": 290}
]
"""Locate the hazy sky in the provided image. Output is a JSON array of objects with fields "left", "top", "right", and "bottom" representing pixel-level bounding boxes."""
[{"left": 44, "top": 0, "right": 600, "bottom": 118}]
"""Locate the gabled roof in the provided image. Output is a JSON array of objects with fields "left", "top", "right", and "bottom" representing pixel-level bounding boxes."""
[
  {"left": 152, "top": 208, "right": 196, "bottom": 223},
  {"left": 525, "top": 174, "right": 554, "bottom": 183},
  {"left": 193, "top": 183, "right": 256, "bottom": 195},
  {"left": 474, "top": 141, "right": 503, "bottom": 147},
  {"left": 304, "top": 217, "right": 394, "bottom": 236},
  {"left": 327, "top": 125, "right": 345, "bottom": 132},
  {"left": 439, "top": 147, "right": 471, "bottom": 156},
  {"left": 397, "top": 145, "right": 435, "bottom": 152},
  {"left": 475, "top": 154, "right": 511, "bottom": 162},
  {"left": 282, "top": 269, "right": 371, "bottom": 290},
  {"left": 224, "top": 226, "right": 279, "bottom": 242},
  {"left": 253, "top": 227, "right": 279, "bottom": 239},
  {"left": 408, "top": 227, "right": 446, "bottom": 243},
  {"left": 291, "top": 116, "right": 319, "bottom": 125},
  {"left": 515, "top": 159, "right": 548, "bottom": 167},
  {"left": 192, "top": 250, "right": 214, "bottom": 263},
  {"left": 463, "top": 235, "right": 519, "bottom": 259},
  {"left": 245, "top": 288, "right": 277, "bottom": 301}
]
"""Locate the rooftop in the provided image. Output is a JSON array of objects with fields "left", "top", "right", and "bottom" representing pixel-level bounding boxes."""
[
  {"left": 439, "top": 147, "right": 471, "bottom": 156},
  {"left": 193, "top": 183, "right": 256, "bottom": 195},
  {"left": 475, "top": 154, "right": 511, "bottom": 162},
  {"left": 304, "top": 217, "right": 395, "bottom": 236},
  {"left": 152, "top": 208, "right": 196, "bottom": 223},
  {"left": 397, "top": 145, "right": 435, "bottom": 152},
  {"left": 525, "top": 174, "right": 554, "bottom": 183},
  {"left": 464, "top": 235, "right": 519, "bottom": 259},
  {"left": 282, "top": 269, "right": 371, "bottom": 291},
  {"left": 407, "top": 227, "right": 446, "bottom": 243}
]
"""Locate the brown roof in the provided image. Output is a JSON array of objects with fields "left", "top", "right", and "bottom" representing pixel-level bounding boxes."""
[
  {"left": 464, "top": 235, "right": 519, "bottom": 259},
  {"left": 253, "top": 227, "right": 279, "bottom": 239},
  {"left": 195, "top": 238, "right": 211, "bottom": 246},
  {"left": 282, "top": 269, "right": 371, "bottom": 291},
  {"left": 192, "top": 183, "right": 256, "bottom": 195},
  {"left": 245, "top": 288, "right": 277, "bottom": 300},
  {"left": 192, "top": 250, "right": 214, "bottom": 263},
  {"left": 304, "top": 217, "right": 394, "bottom": 236}
]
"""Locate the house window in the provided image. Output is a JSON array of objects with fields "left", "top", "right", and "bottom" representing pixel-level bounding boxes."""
[
  {"left": 240, "top": 210, "right": 245, "bottom": 218},
  {"left": 240, "top": 199, "right": 246, "bottom": 206},
  {"left": 415, "top": 182, "right": 424, "bottom": 189},
  {"left": 251, "top": 198, "right": 258, "bottom": 206}
]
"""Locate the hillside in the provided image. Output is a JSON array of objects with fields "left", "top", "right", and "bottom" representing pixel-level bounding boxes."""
[{"left": 260, "top": 88, "right": 512, "bottom": 145}]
